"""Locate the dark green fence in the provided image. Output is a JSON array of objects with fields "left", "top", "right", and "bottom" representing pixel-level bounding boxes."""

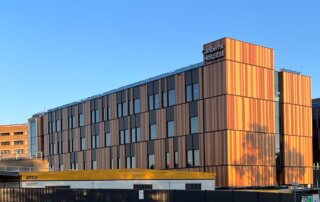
[{"left": 0, "top": 188, "right": 317, "bottom": 202}]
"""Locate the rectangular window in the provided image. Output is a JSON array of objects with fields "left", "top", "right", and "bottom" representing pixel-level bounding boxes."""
[
  {"left": 162, "top": 91, "right": 167, "bottom": 107},
  {"left": 168, "top": 89, "right": 175, "bottom": 106},
  {"left": 95, "top": 109, "right": 99, "bottom": 122},
  {"left": 56, "top": 120, "right": 61, "bottom": 132},
  {"left": 131, "top": 128, "right": 136, "bottom": 143},
  {"left": 150, "top": 124, "right": 157, "bottom": 140},
  {"left": 92, "top": 160, "right": 97, "bottom": 170},
  {"left": 13, "top": 141, "right": 23, "bottom": 145},
  {"left": 167, "top": 121, "right": 175, "bottom": 137},
  {"left": 79, "top": 114, "right": 84, "bottom": 126},
  {"left": 14, "top": 149, "right": 24, "bottom": 154},
  {"left": 166, "top": 152, "right": 170, "bottom": 169},
  {"left": 125, "top": 129, "right": 130, "bottom": 144},
  {"left": 186, "top": 83, "right": 199, "bottom": 102},
  {"left": 91, "top": 110, "right": 95, "bottom": 124},
  {"left": 122, "top": 103, "right": 127, "bottom": 116},
  {"left": 154, "top": 93, "right": 159, "bottom": 109},
  {"left": 186, "top": 85, "right": 192, "bottom": 102},
  {"left": 190, "top": 116, "right": 198, "bottom": 134},
  {"left": 91, "top": 136, "right": 96, "bottom": 149},
  {"left": 0, "top": 141, "right": 10, "bottom": 146},
  {"left": 0, "top": 133, "right": 9, "bottom": 136},
  {"left": 187, "top": 150, "right": 193, "bottom": 167},
  {"left": 14, "top": 131, "right": 24, "bottom": 135},
  {"left": 126, "top": 157, "right": 131, "bottom": 169},
  {"left": 96, "top": 134, "right": 100, "bottom": 148},
  {"left": 117, "top": 103, "right": 122, "bottom": 118},
  {"left": 137, "top": 127, "right": 141, "bottom": 142},
  {"left": 148, "top": 154, "right": 155, "bottom": 169},
  {"left": 187, "top": 149, "right": 200, "bottom": 167},
  {"left": 132, "top": 156, "right": 136, "bottom": 168},
  {"left": 134, "top": 99, "right": 140, "bottom": 113},
  {"left": 120, "top": 130, "right": 125, "bottom": 145},
  {"left": 117, "top": 158, "right": 121, "bottom": 169},
  {"left": 174, "top": 151, "right": 179, "bottom": 168},
  {"left": 111, "top": 159, "right": 114, "bottom": 169},
  {"left": 105, "top": 132, "right": 111, "bottom": 146},
  {"left": 149, "top": 95, "right": 154, "bottom": 110},
  {"left": 68, "top": 116, "right": 74, "bottom": 129},
  {"left": 81, "top": 137, "right": 86, "bottom": 151},
  {"left": 193, "top": 83, "right": 199, "bottom": 100},
  {"left": 194, "top": 149, "right": 200, "bottom": 166},
  {"left": 107, "top": 106, "right": 111, "bottom": 120}
]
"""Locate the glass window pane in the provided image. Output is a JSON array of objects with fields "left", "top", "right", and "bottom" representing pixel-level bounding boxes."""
[
  {"left": 96, "top": 135, "right": 100, "bottom": 148},
  {"left": 126, "top": 157, "right": 131, "bottom": 169},
  {"left": 150, "top": 124, "right": 157, "bottom": 140},
  {"left": 137, "top": 128, "right": 141, "bottom": 142},
  {"left": 174, "top": 151, "right": 179, "bottom": 168},
  {"left": 91, "top": 111, "right": 95, "bottom": 123},
  {"left": 91, "top": 136, "right": 96, "bottom": 149},
  {"left": 187, "top": 150, "right": 193, "bottom": 167},
  {"left": 149, "top": 95, "right": 154, "bottom": 110},
  {"left": 166, "top": 152, "right": 170, "bottom": 168},
  {"left": 79, "top": 114, "right": 84, "bottom": 126},
  {"left": 190, "top": 116, "right": 198, "bottom": 134},
  {"left": 134, "top": 99, "right": 140, "bottom": 113},
  {"left": 95, "top": 110, "right": 99, "bottom": 122},
  {"left": 120, "top": 131, "right": 125, "bottom": 144},
  {"left": 186, "top": 85, "right": 192, "bottom": 102},
  {"left": 168, "top": 90, "right": 175, "bottom": 106},
  {"left": 131, "top": 128, "right": 136, "bottom": 143},
  {"left": 154, "top": 94, "right": 159, "bottom": 109},
  {"left": 162, "top": 92, "right": 167, "bottom": 107},
  {"left": 194, "top": 149, "right": 200, "bottom": 166},
  {"left": 105, "top": 133, "right": 110, "bottom": 146},
  {"left": 193, "top": 83, "right": 199, "bottom": 100},
  {"left": 125, "top": 130, "right": 130, "bottom": 144},
  {"left": 122, "top": 103, "right": 127, "bottom": 116},
  {"left": 118, "top": 158, "right": 121, "bottom": 169},
  {"left": 148, "top": 154, "right": 155, "bottom": 169},
  {"left": 167, "top": 121, "right": 175, "bottom": 137},
  {"left": 81, "top": 137, "right": 86, "bottom": 150},
  {"left": 118, "top": 104, "right": 122, "bottom": 117},
  {"left": 132, "top": 156, "right": 136, "bottom": 168}
]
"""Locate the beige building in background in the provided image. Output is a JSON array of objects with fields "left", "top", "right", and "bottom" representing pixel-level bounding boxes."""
[{"left": 0, "top": 124, "right": 28, "bottom": 159}]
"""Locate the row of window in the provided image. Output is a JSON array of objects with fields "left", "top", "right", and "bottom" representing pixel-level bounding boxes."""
[
  {"left": 49, "top": 116, "right": 198, "bottom": 155},
  {"left": 0, "top": 132, "right": 24, "bottom": 136},
  {"left": 51, "top": 149, "right": 199, "bottom": 171},
  {"left": 48, "top": 83, "right": 199, "bottom": 133},
  {"left": 0, "top": 149, "right": 24, "bottom": 155},
  {"left": 0, "top": 140, "right": 24, "bottom": 146}
]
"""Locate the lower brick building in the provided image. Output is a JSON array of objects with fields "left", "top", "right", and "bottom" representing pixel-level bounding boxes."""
[
  {"left": 29, "top": 37, "right": 313, "bottom": 187},
  {"left": 0, "top": 124, "right": 29, "bottom": 159}
]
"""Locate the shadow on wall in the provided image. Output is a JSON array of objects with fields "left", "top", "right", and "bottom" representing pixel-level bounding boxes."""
[{"left": 232, "top": 124, "right": 305, "bottom": 186}]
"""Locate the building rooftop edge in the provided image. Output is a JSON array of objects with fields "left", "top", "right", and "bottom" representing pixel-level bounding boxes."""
[
  {"left": 0, "top": 123, "right": 28, "bottom": 127},
  {"left": 32, "top": 62, "right": 203, "bottom": 116}
]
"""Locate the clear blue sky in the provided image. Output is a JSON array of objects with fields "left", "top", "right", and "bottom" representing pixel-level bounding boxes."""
[{"left": 0, "top": 1, "right": 319, "bottom": 124}]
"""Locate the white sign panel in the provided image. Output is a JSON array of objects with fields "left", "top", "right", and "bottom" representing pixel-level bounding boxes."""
[{"left": 138, "top": 190, "right": 144, "bottom": 200}]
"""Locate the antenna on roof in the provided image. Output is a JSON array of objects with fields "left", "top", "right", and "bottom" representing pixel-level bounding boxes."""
[{"left": 300, "top": 65, "right": 302, "bottom": 75}]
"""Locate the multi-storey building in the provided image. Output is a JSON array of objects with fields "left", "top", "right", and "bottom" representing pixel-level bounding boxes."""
[
  {"left": 29, "top": 38, "right": 312, "bottom": 187},
  {"left": 0, "top": 124, "right": 29, "bottom": 159}
]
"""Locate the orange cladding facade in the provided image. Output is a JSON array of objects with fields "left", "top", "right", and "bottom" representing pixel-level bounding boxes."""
[
  {"left": 203, "top": 38, "right": 312, "bottom": 186},
  {"left": 31, "top": 37, "right": 312, "bottom": 188}
]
